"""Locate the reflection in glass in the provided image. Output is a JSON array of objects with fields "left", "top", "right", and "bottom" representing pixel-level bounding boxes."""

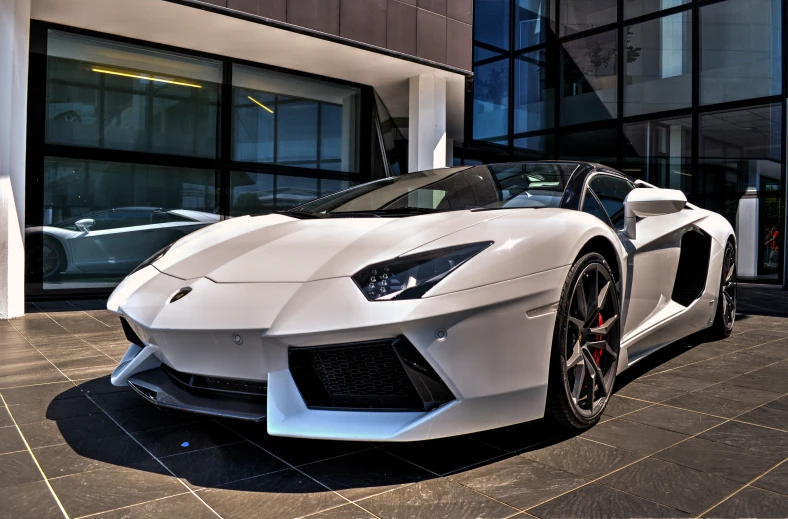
[
  {"left": 230, "top": 173, "right": 351, "bottom": 216},
  {"left": 515, "top": 50, "right": 554, "bottom": 133},
  {"left": 561, "top": 30, "right": 618, "bottom": 125},
  {"left": 475, "top": 0, "right": 511, "bottom": 50},
  {"left": 624, "top": 12, "right": 692, "bottom": 116},
  {"left": 559, "top": 125, "right": 617, "bottom": 165},
  {"left": 560, "top": 0, "right": 617, "bottom": 36},
  {"left": 623, "top": 117, "right": 691, "bottom": 191},
  {"left": 625, "top": 0, "right": 687, "bottom": 19},
  {"left": 28, "top": 158, "right": 217, "bottom": 286},
  {"left": 232, "top": 64, "right": 360, "bottom": 172},
  {"left": 46, "top": 30, "right": 221, "bottom": 157},
  {"left": 473, "top": 59, "right": 510, "bottom": 141},
  {"left": 700, "top": 0, "right": 782, "bottom": 105},
  {"left": 699, "top": 104, "right": 783, "bottom": 281},
  {"left": 515, "top": 0, "right": 554, "bottom": 50},
  {"left": 513, "top": 134, "right": 553, "bottom": 160}
]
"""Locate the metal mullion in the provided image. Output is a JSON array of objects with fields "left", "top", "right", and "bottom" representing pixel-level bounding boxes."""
[
  {"left": 508, "top": 0, "right": 516, "bottom": 158},
  {"left": 616, "top": 0, "right": 625, "bottom": 171},
  {"left": 620, "top": 107, "right": 695, "bottom": 125},
  {"left": 219, "top": 58, "right": 232, "bottom": 218},
  {"left": 783, "top": 0, "right": 788, "bottom": 286},
  {"left": 553, "top": 0, "right": 560, "bottom": 158}
]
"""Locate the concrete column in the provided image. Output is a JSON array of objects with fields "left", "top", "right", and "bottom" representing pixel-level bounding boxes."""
[
  {"left": 408, "top": 74, "right": 447, "bottom": 172},
  {"left": 0, "top": 0, "right": 30, "bottom": 319}
]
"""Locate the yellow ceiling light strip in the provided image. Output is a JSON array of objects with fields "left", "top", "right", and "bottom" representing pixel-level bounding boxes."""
[
  {"left": 248, "top": 95, "right": 274, "bottom": 114},
  {"left": 91, "top": 68, "right": 202, "bottom": 88}
]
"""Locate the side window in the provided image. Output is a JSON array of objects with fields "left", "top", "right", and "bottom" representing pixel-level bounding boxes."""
[
  {"left": 581, "top": 190, "right": 613, "bottom": 227},
  {"left": 587, "top": 175, "right": 635, "bottom": 230}
]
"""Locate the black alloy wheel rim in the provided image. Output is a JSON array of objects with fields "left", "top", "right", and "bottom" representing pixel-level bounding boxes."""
[
  {"left": 721, "top": 245, "right": 737, "bottom": 332},
  {"left": 565, "top": 263, "right": 620, "bottom": 418},
  {"left": 41, "top": 241, "right": 60, "bottom": 279}
]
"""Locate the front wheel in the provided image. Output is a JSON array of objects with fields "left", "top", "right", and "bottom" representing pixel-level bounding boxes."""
[
  {"left": 705, "top": 241, "right": 736, "bottom": 341},
  {"left": 546, "top": 253, "right": 621, "bottom": 430}
]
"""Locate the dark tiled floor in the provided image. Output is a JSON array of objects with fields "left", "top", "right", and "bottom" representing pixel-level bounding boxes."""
[{"left": 0, "top": 292, "right": 787, "bottom": 518}]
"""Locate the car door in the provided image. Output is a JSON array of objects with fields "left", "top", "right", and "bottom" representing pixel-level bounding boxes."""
[{"left": 581, "top": 173, "right": 699, "bottom": 356}]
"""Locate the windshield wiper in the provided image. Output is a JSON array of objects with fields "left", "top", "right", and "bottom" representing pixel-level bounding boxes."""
[{"left": 276, "top": 211, "right": 327, "bottom": 219}]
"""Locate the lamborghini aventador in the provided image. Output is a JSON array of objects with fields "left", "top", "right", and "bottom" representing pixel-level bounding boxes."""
[{"left": 108, "top": 161, "right": 736, "bottom": 440}]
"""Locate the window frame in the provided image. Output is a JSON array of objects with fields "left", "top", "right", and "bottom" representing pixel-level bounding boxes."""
[{"left": 580, "top": 170, "right": 636, "bottom": 230}]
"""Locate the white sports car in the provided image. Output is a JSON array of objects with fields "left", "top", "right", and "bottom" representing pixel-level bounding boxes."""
[
  {"left": 108, "top": 162, "right": 736, "bottom": 441},
  {"left": 26, "top": 208, "right": 220, "bottom": 280}
]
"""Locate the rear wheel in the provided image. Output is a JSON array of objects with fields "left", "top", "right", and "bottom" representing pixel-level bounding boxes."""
[
  {"left": 706, "top": 241, "right": 736, "bottom": 340},
  {"left": 547, "top": 253, "right": 621, "bottom": 430}
]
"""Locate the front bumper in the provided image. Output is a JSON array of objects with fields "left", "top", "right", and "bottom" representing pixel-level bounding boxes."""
[{"left": 109, "top": 264, "right": 569, "bottom": 441}]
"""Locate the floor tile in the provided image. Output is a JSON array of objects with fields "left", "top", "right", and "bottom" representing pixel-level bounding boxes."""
[
  {"left": 470, "top": 420, "right": 562, "bottom": 453},
  {"left": 89, "top": 492, "right": 213, "bottom": 519},
  {"left": 0, "top": 480, "right": 63, "bottom": 519},
  {"left": 451, "top": 455, "right": 588, "bottom": 510},
  {"left": 668, "top": 363, "right": 742, "bottom": 383},
  {"left": 581, "top": 419, "right": 688, "bottom": 455},
  {"left": 7, "top": 395, "right": 101, "bottom": 425},
  {"left": 0, "top": 451, "right": 42, "bottom": 488},
  {"left": 48, "top": 459, "right": 185, "bottom": 518},
  {"left": 91, "top": 390, "right": 152, "bottom": 413},
  {"left": 624, "top": 404, "right": 724, "bottom": 435},
  {"left": 614, "top": 382, "right": 687, "bottom": 403},
  {"left": 225, "top": 420, "right": 371, "bottom": 467},
  {"left": 0, "top": 426, "right": 26, "bottom": 454},
  {"left": 380, "top": 435, "right": 506, "bottom": 475},
  {"left": 655, "top": 437, "right": 781, "bottom": 483},
  {"left": 78, "top": 375, "right": 133, "bottom": 395},
  {"left": 599, "top": 458, "right": 741, "bottom": 515},
  {"left": 308, "top": 504, "right": 377, "bottom": 518},
  {"left": 34, "top": 433, "right": 151, "bottom": 478},
  {"left": 753, "top": 462, "right": 788, "bottom": 496},
  {"left": 299, "top": 448, "right": 433, "bottom": 501},
  {"left": 704, "top": 486, "right": 788, "bottom": 518},
  {"left": 360, "top": 477, "right": 518, "bottom": 519},
  {"left": 521, "top": 437, "right": 641, "bottom": 480},
  {"left": 663, "top": 393, "right": 759, "bottom": 418},
  {"left": 637, "top": 372, "right": 717, "bottom": 392},
  {"left": 132, "top": 420, "right": 243, "bottom": 458},
  {"left": 0, "top": 406, "right": 13, "bottom": 428},
  {"left": 601, "top": 395, "right": 651, "bottom": 417},
  {"left": 0, "top": 381, "right": 81, "bottom": 405},
  {"left": 694, "top": 382, "right": 783, "bottom": 405},
  {"left": 528, "top": 482, "right": 691, "bottom": 518},
  {"left": 0, "top": 366, "right": 69, "bottom": 389},
  {"left": 727, "top": 372, "right": 788, "bottom": 394},
  {"left": 160, "top": 441, "right": 287, "bottom": 489},
  {"left": 737, "top": 406, "right": 788, "bottom": 431},
  {"left": 107, "top": 404, "right": 203, "bottom": 433},
  {"left": 19, "top": 412, "right": 124, "bottom": 448},
  {"left": 748, "top": 341, "right": 788, "bottom": 360},
  {"left": 199, "top": 468, "right": 345, "bottom": 519},
  {"left": 701, "top": 421, "right": 788, "bottom": 457},
  {"left": 765, "top": 395, "right": 788, "bottom": 412}
]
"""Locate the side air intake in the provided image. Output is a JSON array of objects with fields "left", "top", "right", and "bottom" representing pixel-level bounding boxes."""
[{"left": 671, "top": 229, "right": 712, "bottom": 307}]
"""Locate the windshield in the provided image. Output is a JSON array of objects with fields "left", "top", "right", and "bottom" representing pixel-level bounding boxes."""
[{"left": 292, "top": 162, "right": 579, "bottom": 216}]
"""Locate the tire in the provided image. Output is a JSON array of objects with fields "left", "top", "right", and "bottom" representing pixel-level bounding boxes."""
[
  {"left": 39, "top": 236, "right": 66, "bottom": 280},
  {"left": 705, "top": 241, "right": 736, "bottom": 341},
  {"left": 546, "top": 252, "right": 622, "bottom": 431}
]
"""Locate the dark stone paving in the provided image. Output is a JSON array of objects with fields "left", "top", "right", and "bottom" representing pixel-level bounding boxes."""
[{"left": 0, "top": 288, "right": 787, "bottom": 518}]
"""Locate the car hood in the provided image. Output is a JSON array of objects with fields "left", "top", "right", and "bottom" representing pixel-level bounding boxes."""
[{"left": 154, "top": 211, "right": 521, "bottom": 283}]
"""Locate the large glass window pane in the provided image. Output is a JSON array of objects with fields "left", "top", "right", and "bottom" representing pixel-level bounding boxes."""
[
  {"left": 625, "top": 0, "right": 688, "bottom": 20},
  {"left": 700, "top": 104, "right": 783, "bottom": 282},
  {"left": 560, "top": 0, "right": 617, "bottom": 36},
  {"left": 515, "top": 0, "right": 554, "bottom": 50},
  {"left": 475, "top": 0, "right": 511, "bottom": 51},
  {"left": 623, "top": 117, "right": 691, "bottom": 191},
  {"left": 624, "top": 12, "right": 692, "bottom": 116},
  {"left": 232, "top": 64, "right": 361, "bottom": 172},
  {"left": 561, "top": 30, "right": 618, "bottom": 125},
  {"left": 515, "top": 49, "right": 555, "bottom": 133},
  {"left": 473, "top": 58, "right": 510, "bottom": 141},
  {"left": 46, "top": 30, "right": 221, "bottom": 157},
  {"left": 28, "top": 158, "right": 218, "bottom": 288},
  {"left": 514, "top": 133, "right": 554, "bottom": 159},
  {"left": 700, "top": 0, "right": 782, "bottom": 105},
  {"left": 559, "top": 125, "right": 617, "bottom": 165}
]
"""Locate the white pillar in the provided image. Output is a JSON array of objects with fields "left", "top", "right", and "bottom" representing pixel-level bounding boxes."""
[
  {"left": 0, "top": 0, "right": 30, "bottom": 319},
  {"left": 408, "top": 75, "right": 447, "bottom": 172}
]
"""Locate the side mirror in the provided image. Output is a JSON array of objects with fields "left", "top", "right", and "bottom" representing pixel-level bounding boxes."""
[
  {"left": 623, "top": 188, "right": 686, "bottom": 239},
  {"left": 75, "top": 218, "right": 95, "bottom": 233}
]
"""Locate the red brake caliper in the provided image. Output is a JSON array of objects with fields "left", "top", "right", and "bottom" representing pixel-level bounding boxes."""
[{"left": 592, "top": 313, "right": 604, "bottom": 366}]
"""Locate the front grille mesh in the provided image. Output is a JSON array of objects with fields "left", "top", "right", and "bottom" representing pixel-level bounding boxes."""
[{"left": 308, "top": 343, "right": 416, "bottom": 398}]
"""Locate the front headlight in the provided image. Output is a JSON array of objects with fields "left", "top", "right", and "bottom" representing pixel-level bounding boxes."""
[
  {"left": 352, "top": 242, "right": 492, "bottom": 301},
  {"left": 127, "top": 243, "right": 174, "bottom": 278}
]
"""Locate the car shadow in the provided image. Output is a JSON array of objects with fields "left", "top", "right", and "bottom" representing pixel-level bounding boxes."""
[{"left": 45, "top": 324, "right": 733, "bottom": 493}]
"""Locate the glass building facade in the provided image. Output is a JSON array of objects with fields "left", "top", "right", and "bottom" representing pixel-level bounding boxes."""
[
  {"left": 470, "top": 0, "right": 786, "bottom": 283},
  {"left": 25, "top": 24, "right": 375, "bottom": 295}
]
